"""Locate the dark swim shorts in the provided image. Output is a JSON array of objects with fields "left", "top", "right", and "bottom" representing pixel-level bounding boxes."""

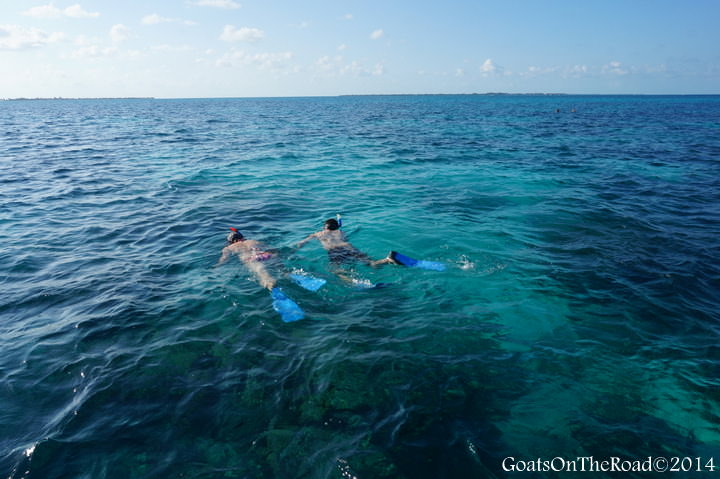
[{"left": 327, "top": 246, "right": 370, "bottom": 264}]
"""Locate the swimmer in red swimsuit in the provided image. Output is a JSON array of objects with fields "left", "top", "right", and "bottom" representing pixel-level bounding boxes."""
[{"left": 217, "top": 228, "right": 277, "bottom": 289}]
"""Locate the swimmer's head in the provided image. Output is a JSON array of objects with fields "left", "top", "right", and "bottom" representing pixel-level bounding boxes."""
[
  {"left": 324, "top": 218, "right": 340, "bottom": 231},
  {"left": 227, "top": 227, "right": 244, "bottom": 243}
]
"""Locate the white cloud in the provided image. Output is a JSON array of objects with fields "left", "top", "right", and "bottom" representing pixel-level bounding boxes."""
[
  {"left": 191, "top": 0, "right": 241, "bottom": 8},
  {"left": 521, "top": 65, "right": 559, "bottom": 77},
  {"left": 142, "top": 14, "right": 196, "bottom": 26},
  {"left": 341, "top": 60, "right": 362, "bottom": 75},
  {"left": 480, "top": 58, "right": 497, "bottom": 74},
  {"left": 370, "top": 29, "right": 384, "bottom": 40},
  {"left": 22, "top": 3, "right": 99, "bottom": 19},
  {"left": 142, "top": 14, "right": 171, "bottom": 25},
  {"left": 0, "top": 24, "right": 64, "bottom": 50},
  {"left": 70, "top": 45, "right": 117, "bottom": 59},
  {"left": 315, "top": 55, "right": 384, "bottom": 77},
  {"left": 220, "top": 25, "right": 264, "bottom": 43},
  {"left": 564, "top": 64, "right": 588, "bottom": 77},
  {"left": 341, "top": 61, "right": 384, "bottom": 76},
  {"left": 455, "top": 68, "right": 465, "bottom": 77},
  {"left": 316, "top": 55, "right": 343, "bottom": 71},
  {"left": 216, "top": 49, "right": 293, "bottom": 70},
  {"left": 64, "top": 4, "right": 100, "bottom": 18},
  {"left": 344, "top": 14, "right": 353, "bottom": 20},
  {"left": 337, "top": 44, "right": 347, "bottom": 51},
  {"left": 603, "top": 61, "right": 628, "bottom": 75},
  {"left": 110, "top": 24, "right": 129, "bottom": 44},
  {"left": 21, "top": 4, "right": 62, "bottom": 18}
]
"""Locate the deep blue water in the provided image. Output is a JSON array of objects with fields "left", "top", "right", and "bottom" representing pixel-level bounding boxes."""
[{"left": 1, "top": 95, "right": 719, "bottom": 478}]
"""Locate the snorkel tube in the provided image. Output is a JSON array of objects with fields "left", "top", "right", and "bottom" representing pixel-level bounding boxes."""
[{"left": 336, "top": 214, "right": 342, "bottom": 228}]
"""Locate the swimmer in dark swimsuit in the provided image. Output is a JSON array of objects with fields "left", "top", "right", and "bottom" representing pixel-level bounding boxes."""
[
  {"left": 217, "top": 228, "right": 277, "bottom": 289},
  {"left": 327, "top": 245, "right": 372, "bottom": 265},
  {"left": 297, "top": 218, "right": 395, "bottom": 269}
]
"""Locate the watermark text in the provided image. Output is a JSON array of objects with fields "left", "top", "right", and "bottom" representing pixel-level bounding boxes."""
[{"left": 502, "top": 456, "right": 717, "bottom": 473}]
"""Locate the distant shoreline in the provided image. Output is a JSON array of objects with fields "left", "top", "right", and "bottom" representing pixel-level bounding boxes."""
[
  {"left": 3, "top": 93, "right": 561, "bottom": 101},
  {"left": 2, "top": 97, "right": 155, "bottom": 101}
]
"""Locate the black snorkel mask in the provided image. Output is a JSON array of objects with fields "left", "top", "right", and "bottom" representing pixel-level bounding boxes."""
[{"left": 227, "top": 227, "right": 244, "bottom": 243}]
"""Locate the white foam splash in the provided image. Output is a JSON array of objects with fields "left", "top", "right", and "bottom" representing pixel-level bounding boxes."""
[
  {"left": 458, "top": 255, "right": 475, "bottom": 270},
  {"left": 351, "top": 278, "right": 374, "bottom": 289},
  {"left": 24, "top": 444, "right": 36, "bottom": 458}
]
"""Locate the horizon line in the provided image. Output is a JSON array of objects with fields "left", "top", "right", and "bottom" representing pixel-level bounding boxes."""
[{"left": 3, "top": 92, "right": 720, "bottom": 101}]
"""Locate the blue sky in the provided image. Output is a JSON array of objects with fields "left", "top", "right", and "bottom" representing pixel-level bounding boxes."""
[{"left": 1, "top": 0, "right": 718, "bottom": 98}]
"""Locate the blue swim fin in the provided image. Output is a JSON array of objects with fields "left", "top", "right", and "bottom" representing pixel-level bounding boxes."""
[
  {"left": 289, "top": 273, "right": 327, "bottom": 292},
  {"left": 389, "top": 251, "right": 446, "bottom": 271},
  {"left": 271, "top": 288, "right": 305, "bottom": 322}
]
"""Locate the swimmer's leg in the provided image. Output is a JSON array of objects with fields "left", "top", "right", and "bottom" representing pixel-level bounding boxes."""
[
  {"left": 351, "top": 250, "right": 386, "bottom": 268},
  {"left": 370, "top": 252, "right": 397, "bottom": 267},
  {"left": 371, "top": 257, "right": 394, "bottom": 267},
  {"left": 245, "top": 260, "right": 276, "bottom": 290},
  {"left": 329, "top": 262, "right": 356, "bottom": 284}
]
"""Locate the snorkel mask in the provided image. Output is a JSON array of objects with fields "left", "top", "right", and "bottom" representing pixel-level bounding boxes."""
[{"left": 227, "top": 227, "right": 244, "bottom": 243}]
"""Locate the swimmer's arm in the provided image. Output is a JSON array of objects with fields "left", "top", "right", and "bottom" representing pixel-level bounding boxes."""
[
  {"left": 296, "top": 232, "right": 319, "bottom": 249},
  {"left": 216, "top": 247, "right": 232, "bottom": 266}
]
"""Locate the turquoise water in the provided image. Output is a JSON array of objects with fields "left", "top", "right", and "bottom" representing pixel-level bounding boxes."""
[{"left": 1, "top": 95, "right": 719, "bottom": 478}]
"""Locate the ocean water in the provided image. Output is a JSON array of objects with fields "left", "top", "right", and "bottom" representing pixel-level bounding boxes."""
[{"left": 1, "top": 95, "right": 719, "bottom": 478}]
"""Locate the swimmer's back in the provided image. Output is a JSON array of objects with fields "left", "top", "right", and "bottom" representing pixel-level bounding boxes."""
[{"left": 315, "top": 229, "right": 352, "bottom": 250}]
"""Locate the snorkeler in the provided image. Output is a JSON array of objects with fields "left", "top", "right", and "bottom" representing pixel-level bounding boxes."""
[
  {"left": 217, "top": 227, "right": 308, "bottom": 322},
  {"left": 297, "top": 217, "right": 446, "bottom": 274},
  {"left": 217, "top": 228, "right": 277, "bottom": 290},
  {"left": 296, "top": 218, "right": 394, "bottom": 267}
]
